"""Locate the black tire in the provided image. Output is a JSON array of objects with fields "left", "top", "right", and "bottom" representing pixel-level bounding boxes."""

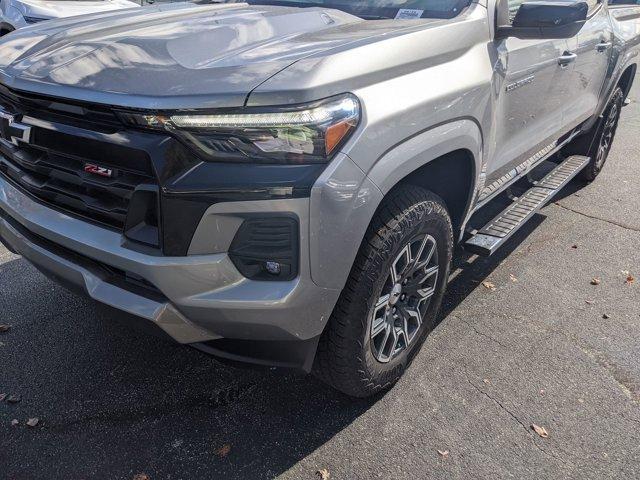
[
  {"left": 314, "top": 185, "right": 453, "bottom": 398},
  {"left": 565, "top": 87, "right": 624, "bottom": 182}
]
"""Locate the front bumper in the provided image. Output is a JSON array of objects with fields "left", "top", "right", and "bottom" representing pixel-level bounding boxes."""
[{"left": 0, "top": 174, "right": 341, "bottom": 370}]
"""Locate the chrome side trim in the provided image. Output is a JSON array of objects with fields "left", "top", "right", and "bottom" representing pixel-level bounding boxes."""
[{"left": 475, "top": 132, "right": 576, "bottom": 209}]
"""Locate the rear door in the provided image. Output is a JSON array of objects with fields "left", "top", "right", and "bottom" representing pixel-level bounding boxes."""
[{"left": 564, "top": 0, "right": 614, "bottom": 129}]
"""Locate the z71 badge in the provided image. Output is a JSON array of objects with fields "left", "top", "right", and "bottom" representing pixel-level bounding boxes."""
[{"left": 84, "top": 163, "right": 114, "bottom": 178}]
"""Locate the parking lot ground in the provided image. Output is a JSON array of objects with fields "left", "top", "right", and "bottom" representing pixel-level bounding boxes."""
[{"left": 1, "top": 77, "right": 640, "bottom": 480}]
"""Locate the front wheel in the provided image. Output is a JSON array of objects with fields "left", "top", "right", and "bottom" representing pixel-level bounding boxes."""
[{"left": 314, "top": 185, "right": 453, "bottom": 398}]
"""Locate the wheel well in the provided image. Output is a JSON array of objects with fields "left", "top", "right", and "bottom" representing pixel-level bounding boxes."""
[
  {"left": 0, "top": 23, "right": 14, "bottom": 36},
  {"left": 398, "top": 149, "right": 475, "bottom": 236},
  {"left": 618, "top": 64, "right": 637, "bottom": 99}
]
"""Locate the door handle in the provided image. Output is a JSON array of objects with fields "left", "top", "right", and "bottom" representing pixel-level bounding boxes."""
[
  {"left": 558, "top": 52, "right": 577, "bottom": 67},
  {"left": 596, "top": 41, "right": 612, "bottom": 52}
]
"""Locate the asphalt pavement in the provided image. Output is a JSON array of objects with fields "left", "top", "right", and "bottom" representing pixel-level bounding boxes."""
[{"left": 1, "top": 79, "right": 640, "bottom": 480}]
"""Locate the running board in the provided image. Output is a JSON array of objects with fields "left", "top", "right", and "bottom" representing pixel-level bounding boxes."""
[{"left": 465, "top": 155, "right": 590, "bottom": 256}]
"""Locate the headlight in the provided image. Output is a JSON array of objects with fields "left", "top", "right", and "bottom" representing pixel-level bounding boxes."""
[
  {"left": 24, "top": 16, "right": 48, "bottom": 24},
  {"left": 118, "top": 94, "right": 360, "bottom": 164}
]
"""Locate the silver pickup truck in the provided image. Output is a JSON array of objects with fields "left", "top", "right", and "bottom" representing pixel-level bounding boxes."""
[{"left": 0, "top": 0, "right": 638, "bottom": 397}]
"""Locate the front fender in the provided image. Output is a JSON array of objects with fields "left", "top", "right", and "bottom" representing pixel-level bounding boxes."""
[
  {"left": 309, "top": 153, "right": 384, "bottom": 290},
  {"left": 309, "top": 119, "right": 483, "bottom": 290}
]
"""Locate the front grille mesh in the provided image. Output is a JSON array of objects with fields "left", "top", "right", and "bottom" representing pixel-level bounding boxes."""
[
  {"left": 0, "top": 86, "right": 156, "bottom": 230},
  {"left": 0, "top": 141, "right": 154, "bottom": 229}
]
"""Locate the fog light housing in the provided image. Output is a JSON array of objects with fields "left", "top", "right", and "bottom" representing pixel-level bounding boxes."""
[{"left": 229, "top": 217, "right": 298, "bottom": 281}]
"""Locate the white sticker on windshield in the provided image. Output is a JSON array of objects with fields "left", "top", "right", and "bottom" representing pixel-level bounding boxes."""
[{"left": 395, "top": 9, "right": 424, "bottom": 19}]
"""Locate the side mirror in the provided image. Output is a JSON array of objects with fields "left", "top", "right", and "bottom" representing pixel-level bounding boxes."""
[{"left": 497, "top": 0, "right": 588, "bottom": 39}]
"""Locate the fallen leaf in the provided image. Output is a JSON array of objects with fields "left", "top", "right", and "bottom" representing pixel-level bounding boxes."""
[
  {"left": 316, "top": 468, "right": 331, "bottom": 480},
  {"left": 132, "top": 474, "right": 150, "bottom": 480},
  {"left": 7, "top": 394, "right": 21, "bottom": 404},
  {"left": 531, "top": 424, "right": 549, "bottom": 438},
  {"left": 0, "top": 325, "right": 10, "bottom": 333},
  {"left": 603, "top": 313, "right": 611, "bottom": 319},
  {"left": 26, "top": 418, "right": 39, "bottom": 427},
  {"left": 438, "top": 450, "right": 450, "bottom": 458},
  {"left": 482, "top": 281, "right": 496, "bottom": 291},
  {"left": 216, "top": 444, "right": 232, "bottom": 458},
  {"left": 591, "top": 278, "right": 601, "bottom": 286},
  {"left": 10, "top": 419, "right": 18, "bottom": 426},
  {"left": 626, "top": 275, "right": 635, "bottom": 284}
]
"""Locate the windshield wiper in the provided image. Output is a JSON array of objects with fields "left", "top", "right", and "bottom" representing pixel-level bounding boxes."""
[
  {"left": 356, "top": 14, "right": 388, "bottom": 19},
  {"left": 243, "top": 0, "right": 333, "bottom": 8}
]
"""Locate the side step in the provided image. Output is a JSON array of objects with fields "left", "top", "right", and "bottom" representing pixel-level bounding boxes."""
[{"left": 465, "top": 155, "right": 590, "bottom": 256}]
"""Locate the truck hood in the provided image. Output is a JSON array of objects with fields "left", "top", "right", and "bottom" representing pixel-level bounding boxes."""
[
  {"left": 15, "top": 0, "right": 139, "bottom": 20},
  {"left": 0, "top": 3, "right": 413, "bottom": 109}
]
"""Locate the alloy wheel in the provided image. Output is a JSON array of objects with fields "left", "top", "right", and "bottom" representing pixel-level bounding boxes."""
[
  {"left": 370, "top": 234, "right": 439, "bottom": 363},
  {"left": 595, "top": 101, "right": 619, "bottom": 169}
]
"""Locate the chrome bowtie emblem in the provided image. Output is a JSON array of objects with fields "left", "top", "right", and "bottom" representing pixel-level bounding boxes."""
[{"left": 0, "top": 109, "right": 32, "bottom": 146}]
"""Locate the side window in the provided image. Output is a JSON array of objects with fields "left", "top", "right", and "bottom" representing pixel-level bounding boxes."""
[{"left": 507, "top": 0, "right": 525, "bottom": 23}]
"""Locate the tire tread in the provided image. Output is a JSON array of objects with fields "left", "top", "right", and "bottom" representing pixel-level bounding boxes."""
[{"left": 314, "top": 185, "right": 453, "bottom": 397}]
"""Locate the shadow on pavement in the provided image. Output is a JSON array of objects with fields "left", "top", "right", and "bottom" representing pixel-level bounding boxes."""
[{"left": 0, "top": 206, "right": 551, "bottom": 479}]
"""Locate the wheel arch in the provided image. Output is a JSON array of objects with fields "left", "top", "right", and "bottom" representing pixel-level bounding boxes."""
[
  {"left": 0, "top": 21, "right": 14, "bottom": 35},
  {"left": 617, "top": 63, "right": 636, "bottom": 100},
  {"left": 394, "top": 149, "right": 476, "bottom": 240},
  {"left": 309, "top": 119, "right": 482, "bottom": 290},
  {"left": 366, "top": 119, "right": 482, "bottom": 241},
  {"left": 580, "top": 62, "right": 636, "bottom": 133}
]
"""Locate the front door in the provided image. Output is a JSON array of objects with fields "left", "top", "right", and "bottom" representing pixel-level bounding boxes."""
[{"left": 485, "top": 0, "right": 575, "bottom": 189}]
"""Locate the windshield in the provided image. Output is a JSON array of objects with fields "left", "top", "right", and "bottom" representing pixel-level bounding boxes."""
[{"left": 211, "top": 1, "right": 472, "bottom": 19}]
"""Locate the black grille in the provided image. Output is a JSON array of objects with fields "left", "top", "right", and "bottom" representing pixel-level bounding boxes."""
[
  {"left": 0, "top": 87, "right": 157, "bottom": 231},
  {"left": 0, "top": 141, "right": 154, "bottom": 229}
]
